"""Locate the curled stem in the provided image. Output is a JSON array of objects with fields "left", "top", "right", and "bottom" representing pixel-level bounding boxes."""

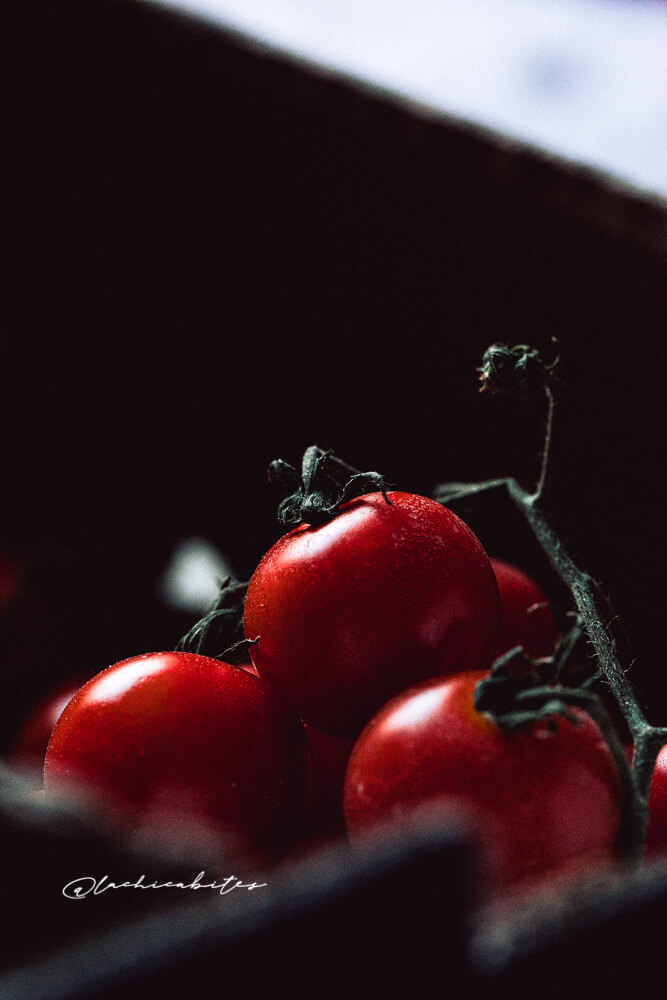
[{"left": 433, "top": 342, "right": 664, "bottom": 863}]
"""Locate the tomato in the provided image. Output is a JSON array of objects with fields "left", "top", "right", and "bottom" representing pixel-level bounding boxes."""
[
  {"left": 44, "top": 651, "right": 309, "bottom": 852},
  {"left": 626, "top": 742, "right": 667, "bottom": 859},
  {"left": 244, "top": 491, "right": 499, "bottom": 738},
  {"left": 12, "top": 678, "right": 83, "bottom": 775},
  {"left": 644, "top": 744, "right": 667, "bottom": 857},
  {"left": 343, "top": 670, "right": 623, "bottom": 892},
  {"left": 491, "top": 558, "right": 559, "bottom": 659},
  {"left": 241, "top": 660, "right": 352, "bottom": 842}
]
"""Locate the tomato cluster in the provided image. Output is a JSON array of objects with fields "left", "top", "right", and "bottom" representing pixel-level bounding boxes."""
[{"left": 8, "top": 455, "right": 661, "bottom": 898}]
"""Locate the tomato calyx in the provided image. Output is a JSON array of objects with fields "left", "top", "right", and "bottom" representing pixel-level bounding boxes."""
[
  {"left": 431, "top": 340, "right": 667, "bottom": 864},
  {"left": 477, "top": 341, "right": 560, "bottom": 399},
  {"left": 473, "top": 651, "right": 599, "bottom": 734},
  {"left": 268, "top": 444, "right": 392, "bottom": 527},
  {"left": 475, "top": 620, "right": 643, "bottom": 862},
  {"left": 176, "top": 576, "right": 256, "bottom": 664},
  {"left": 474, "top": 615, "right": 601, "bottom": 733}
]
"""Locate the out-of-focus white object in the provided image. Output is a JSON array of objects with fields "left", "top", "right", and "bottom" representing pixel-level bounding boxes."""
[
  {"left": 154, "top": 0, "right": 667, "bottom": 199},
  {"left": 159, "top": 537, "right": 234, "bottom": 613}
]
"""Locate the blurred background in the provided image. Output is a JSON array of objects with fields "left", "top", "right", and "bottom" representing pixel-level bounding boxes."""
[
  {"left": 165, "top": 0, "right": 667, "bottom": 195},
  {"left": 1, "top": 0, "right": 666, "bottom": 752}
]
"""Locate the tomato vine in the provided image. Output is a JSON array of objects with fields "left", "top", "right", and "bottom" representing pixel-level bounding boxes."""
[
  {"left": 433, "top": 342, "right": 666, "bottom": 866},
  {"left": 172, "top": 342, "right": 658, "bottom": 869}
]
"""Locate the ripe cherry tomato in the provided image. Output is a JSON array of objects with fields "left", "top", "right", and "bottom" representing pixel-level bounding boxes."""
[
  {"left": 242, "top": 660, "right": 352, "bottom": 843},
  {"left": 12, "top": 678, "right": 83, "bottom": 775},
  {"left": 343, "top": 670, "right": 623, "bottom": 891},
  {"left": 643, "top": 744, "right": 667, "bottom": 857},
  {"left": 625, "top": 742, "right": 667, "bottom": 859},
  {"left": 491, "top": 558, "right": 559, "bottom": 659},
  {"left": 44, "top": 651, "right": 309, "bottom": 851},
  {"left": 244, "top": 492, "right": 499, "bottom": 738}
]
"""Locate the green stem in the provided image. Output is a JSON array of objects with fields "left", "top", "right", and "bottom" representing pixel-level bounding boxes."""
[{"left": 433, "top": 349, "right": 666, "bottom": 864}]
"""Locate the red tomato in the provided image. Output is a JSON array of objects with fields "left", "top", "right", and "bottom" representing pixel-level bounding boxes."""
[
  {"left": 241, "top": 660, "right": 352, "bottom": 842},
  {"left": 44, "top": 651, "right": 309, "bottom": 851},
  {"left": 491, "top": 558, "right": 559, "bottom": 659},
  {"left": 12, "top": 678, "right": 83, "bottom": 773},
  {"left": 343, "top": 671, "right": 623, "bottom": 892},
  {"left": 644, "top": 745, "right": 667, "bottom": 857},
  {"left": 244, "top": 491, "right": 499, "bottom": 738}
]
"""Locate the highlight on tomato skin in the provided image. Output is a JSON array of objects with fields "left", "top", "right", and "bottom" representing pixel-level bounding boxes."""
[
  {"left": 244, "top": 491, "right": 500, "bottom": 740},
  {"left": 490, "top": 558, "right": 559, "bottom": 660},
  {"left": 343, "top": 670, "right": 624, "bottom": 895},
  {"left": 43, "top": 651, "right": 311, "bottom": 855}
]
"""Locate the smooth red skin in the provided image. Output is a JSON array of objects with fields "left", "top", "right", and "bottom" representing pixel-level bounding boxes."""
[
  {"left": 644, "top": 745, "right": 667, "bottom": 857},
  {"left": 344, "top": 671, "right": 622, "bottom": 891},
  {"left": 491, "top": 558, "right": 559, "bottom": 659},
  {"left": 44, "top": 652, "right": 309, "bottom": 850},
  {"left": 244, "top": 492, "right": 500, "bottom": 738}
]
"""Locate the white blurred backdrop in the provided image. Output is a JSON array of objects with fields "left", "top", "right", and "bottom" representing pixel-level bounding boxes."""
[{"left": 154, "top": 0, "right": 667, "bottom": 198}]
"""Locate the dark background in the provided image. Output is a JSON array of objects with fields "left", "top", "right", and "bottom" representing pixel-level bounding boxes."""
[
  {"left": 2, "top": 0, "right": 666, "bottom": 748},
  {"left": 1, "top": 2, "right": 667, "bottom": 994}
]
